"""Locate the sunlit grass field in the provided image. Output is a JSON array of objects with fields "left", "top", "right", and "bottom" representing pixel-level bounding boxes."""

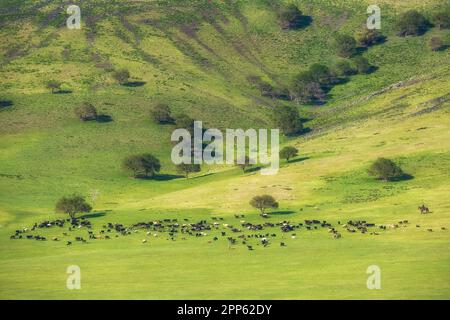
[{"left": 0, "top": 0, "right": 449, "bottom": 299}]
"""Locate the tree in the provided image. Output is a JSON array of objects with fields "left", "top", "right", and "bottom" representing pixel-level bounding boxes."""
[
  {"left": 151, "top": 103, "right": 173, "bottom": 124},
  {"left": 113, "top": 68, "right": 130, "bottom": 84},
  {"left": 431, "top": 10, "right": 450, "bottom": 29},
  {"left": 250, "top": 195, "right": 279, "bottom": 215},
  {"left": 334, "top": 34, "right": 357, "bottom": 58},
  {"left": 280, "top": 146, "right": 299, "bottom": 162},
  {"left": 353, "top": 56, "right": 372, "bottom": 74},
  {"left": 55, "top": 194, "right": 92, "bottom": 219},
  {"left": 74, "top": 102, "right": 98, "bottom": 121},
  {"left": 46, "top": 80, "right": 62, "bottom": 93},
  {"left": 355, "top": 29, "right": 385, "bottom": 47},
  {"left": 395, "top": 10, "right": 430, "bottom": 36},
  {"left": 295, "top": 81, "right": 325, "bottom": 104},
  {"left": 122, "top": 154, "right": 161, "bottom": 178},
  {"left": 309, "top": 64, "right": 333, "bottom": 85},
  {"left": 332, "top": 60, "right": 357, "bottom": 77},
  {"left": 368, "top": 158, "right": 405, "bottom": 181},
  {"left": 278, "top": 4, "right": 310, "bottom": 30},
  {"left": 176, "top": 163, "right": 201, "bottom": 178},
  {"left": 429, "top": 37, "right": 444, "bottom": 51},
  {"left": 273, "top": 105, "right": 303, "bottom": 136},
  {"left": 175, "top": 113, "right": 195, "bottom": 134}
]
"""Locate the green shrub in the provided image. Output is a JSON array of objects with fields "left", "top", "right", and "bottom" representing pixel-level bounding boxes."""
[
  {"left": 368, "top": 158, "right": 405, "bottom": 181},
  {"left": 273, "top": 105, "right": 303, "bottom": 135},
  {"left": 334, "top": 34, "right": 357, "bottom": 57},
  {"left": 395, "top": 10, "right": 430, "bottom": 36},
  {"left": 74, "top": 102, "right": 97, "bottom": 121}
]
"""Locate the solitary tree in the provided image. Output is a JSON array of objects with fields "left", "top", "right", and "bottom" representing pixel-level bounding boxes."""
[
  {"left": 151, "top": 103, "right": 173, "bottom": 124},
  {"left": 395, "top": 10, "right": 429, "bottom": 36},
  {"left": 280, "top": 146, "right": 299, "bottom": 162},
  {"left": 368, "top": 158, "right": 405, "bottom": 181},
  {"left": 46, "top": 80, "right": 62, "bottom": 93},
  {"left": 273, "top": 105, "right": 303, "bottom": 136},
  {"left": 55, "top": 194, "right": 92, "bottom": 219},
  {"left": 334, "top": 34, "right": 357, "bottom": 58},
  {"left": 278, "top": 4, "right": 310, "bottom": 30},
  {"left": 176, "top": 163, "right": 201, "bottom": 178},
  {"left": 122, "top": 154, "right": 161, "bottom": 178},
  {"left": 113, "top": 68, "right": 130, "bottom": 85},
  {"left": 250, "top": 195, "right": 279, "bottom": 215},
  {"left": 74, "top": 102, "right": 98, "bottom": 121}
]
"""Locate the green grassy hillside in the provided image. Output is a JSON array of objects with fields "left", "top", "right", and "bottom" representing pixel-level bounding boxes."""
[{"left": 0, "top": 0, "right": 449, "bottom": 299}]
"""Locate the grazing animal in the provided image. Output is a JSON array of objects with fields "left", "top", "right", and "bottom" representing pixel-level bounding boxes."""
[
  {"left": 67, "top": 241, "right": 72, "bottom": 246},
  {"left": 418, "top": 204, "right": 430, "bottom": 214}
]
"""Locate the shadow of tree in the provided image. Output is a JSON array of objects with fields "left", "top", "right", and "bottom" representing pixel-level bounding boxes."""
[
  {"left": 79, "top": 212, "right": 106, "bottom": 219},
  {"left": 96, "top": 114, "right": 113, "bottom": 123},
  {"left": 0, "top": 100, "right": 13, "bottom": 110},
  {"left": 123, "top": 81, "right": 146, "bottom": 87}
]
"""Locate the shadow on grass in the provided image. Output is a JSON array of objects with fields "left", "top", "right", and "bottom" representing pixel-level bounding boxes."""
[
  {"left": 80, "top": 212, "right": 106, "bottom": 219},
  {"left": 152, "top": 174, "right": 184, "bottom": 181},
  {"left": 269, "top": 210, "right": 295, "bottom": 215},
  {"left": 285, "top": 156, "right": 310, "bottom": 164},
  {"left": 54, "top": 90, "right": 73, "bottom": 94},
  {"left": 389, "top": 173, "right": 414, "bottom": 182},
  {"left": 96, "top": 114, "right": 113, "bottom": 123},
  {"left": 123, "top": 81, "right": 146, "bottom": 87},
  {"left": 0, "top": 100, "right": 13, "bottom": 110}
]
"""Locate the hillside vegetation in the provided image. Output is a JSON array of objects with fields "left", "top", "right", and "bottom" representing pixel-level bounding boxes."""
[{"left": 0, "top": 0, "right": 449, "bottom": 299}]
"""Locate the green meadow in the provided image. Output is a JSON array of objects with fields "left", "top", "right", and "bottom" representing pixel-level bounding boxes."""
[{"left": 0, "top": 0, "right": 449, "bottom": 299}]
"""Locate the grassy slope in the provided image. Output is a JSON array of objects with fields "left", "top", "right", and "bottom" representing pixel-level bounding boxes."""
[{"left": 0, "top": 0, "right": 449, "bottom": 299}]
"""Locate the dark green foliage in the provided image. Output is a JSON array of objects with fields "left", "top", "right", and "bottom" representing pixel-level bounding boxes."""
[
  {"left": 309, "top": 64, "right": 333, "bottom": 85},
  {"left": 368, "top": 158, "right": 405, "bottom": 181},
  {"left": 113, "top": 69, "right": 130, "bottom": 84},
  {"left": 176, "top": 163, "right": 201, "bottom": 178},
  {"left": 248, "top": 76, "right": 291, "bottom": 100},
  {"left": 395, "top": 10, "right": 430, "bottom": 36},
  {"left": 46, "top": 80, "right": 62, "bottom": 93},
  {"left": 280, "top": 146, "right": 299, "bottom": 162},
  {"left": 355, "top": 29, "right": 385, "bottom": 47},
  {"left": 353, "top": 56, "right": 372, "bottom": 74},
  {"left": 294, "top": 81, "right": 325, "bottom": 104},
  {"left": 431, "top": 10, "right": 450, "bottom": 29},
  {"left": 250, "top": 195, "right": 279, "bottom": 215},
  {"left": 151, "top": 103, "right": 173, "bottom": 124},
  {"left": 123, "top": 154, "right": 161, "bottom": 178},
  {"left": 273, "top": 105, "right": 303, "bottom": 136},
  {"left": 292, "top": 64, "right": 334, "bottom": 104},
  {"left": 429, "top": 37, "right": 444, "bottom": 51},
  {"left": 175, "top": 114, "right": 195, "bottom": 134},
  {"left": 332, "top": 60, "right": 357, "bottom": 77},
  {"left": 278, "top": 4, "right": 311, "bottom": 30},
  {"left": 74, "top": 102, "right": 98, "bottom": 121},
  {"left": 334, "top": 34, "right": 357, "bottom": 58},
  {"left": 55, "top": 195, "right": 92, "bottom": 219}
]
